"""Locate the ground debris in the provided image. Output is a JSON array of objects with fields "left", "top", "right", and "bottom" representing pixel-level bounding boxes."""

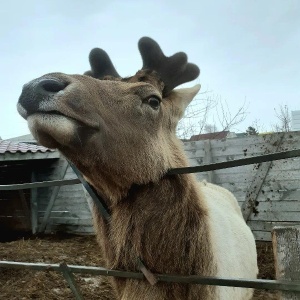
[{"left": 0, "top": 233, "right": 277, "bottom": 299}]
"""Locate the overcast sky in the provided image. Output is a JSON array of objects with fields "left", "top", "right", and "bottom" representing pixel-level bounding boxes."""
[{"left": 1, "top": 0, "right": 299, "bottom": 139}]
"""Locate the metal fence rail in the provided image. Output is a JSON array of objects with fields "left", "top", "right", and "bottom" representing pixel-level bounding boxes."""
[
  {"left": 1, "top": 260, "right": 300, "bottom": 293},
  {"left": 1, "top": 149, "right": 300, "bottom": 191},
  {"left": 0, "top": 178, "right": 80, "bottom": 190}
]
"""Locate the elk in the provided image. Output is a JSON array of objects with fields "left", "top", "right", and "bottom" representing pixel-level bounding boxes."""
[{"left": 17, "top": 37, "right": 258, "bottom": 299}]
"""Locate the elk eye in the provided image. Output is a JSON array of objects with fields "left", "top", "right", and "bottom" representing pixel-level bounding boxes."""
[{"left": 146, "top": 96, "right": 161, "bottom": 110}]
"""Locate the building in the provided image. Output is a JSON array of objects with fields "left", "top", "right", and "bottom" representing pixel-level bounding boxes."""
[
  {"left": 189, "top": 131, "right": 237, "bottom": 141},
  {"left": 291, "top": 110, "right": 300, "bottom": 131},
  {"left": 0, "top": 138, "right": 93, "bottom": 236}
]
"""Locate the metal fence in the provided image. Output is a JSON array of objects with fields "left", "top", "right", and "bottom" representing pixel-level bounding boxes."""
[{"left": 1, "top": 149, "right": 300, "bottom": 299}]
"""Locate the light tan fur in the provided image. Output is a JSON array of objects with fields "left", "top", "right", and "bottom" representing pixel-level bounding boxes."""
[{"left": 18, "top": 64, "right": 257, "bottom": 299}]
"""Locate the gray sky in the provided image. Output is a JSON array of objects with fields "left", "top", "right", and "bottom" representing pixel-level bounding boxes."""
[{"left": 1, "top": 0, "right": 299, "bottom": 139}]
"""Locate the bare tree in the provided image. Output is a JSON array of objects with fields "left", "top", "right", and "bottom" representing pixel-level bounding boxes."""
[
  {"left": 177, "top": 90, "right": 217, "bottom": 140},
  {"left": 177, "top": 92, "right": 248, "bottom": 140},
  {"left": 250, "top": 118, "right": 265, "bottom": 134},
  {"left": 272, "top": 104, "right": 291, "bottom": 132},
  {"left": 216, "top": 99, "right": 248, "bottom": 132}
]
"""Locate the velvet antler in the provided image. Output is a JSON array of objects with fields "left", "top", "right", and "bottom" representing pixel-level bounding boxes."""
[
  {"left": 85, "top": 37, "right": 200, "bottom": 95},
  {"left": 84, "top": 48, "right": 120, "bottom": 79},
  {"left": 138, "top": 37, "right": 200, "bottom": 95}
]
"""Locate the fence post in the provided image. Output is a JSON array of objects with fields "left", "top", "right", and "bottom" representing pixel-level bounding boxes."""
[
  {"left": 203, "top": 140, "right": 214, "bottom": 183},
  {"left": 272, "top": 226, "right": 300, "bottom": 300}
]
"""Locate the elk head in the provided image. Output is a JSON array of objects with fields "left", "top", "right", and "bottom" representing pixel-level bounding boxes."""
[{"left": 17, "top": 37, "right": 200, "bottom": 202}]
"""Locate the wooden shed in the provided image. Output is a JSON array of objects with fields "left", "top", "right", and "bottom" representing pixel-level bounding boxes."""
[{"left": 0, "top": 139, "right": 93, "bottom": 237}]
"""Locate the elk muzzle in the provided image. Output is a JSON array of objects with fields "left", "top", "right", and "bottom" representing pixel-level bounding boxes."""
[{"left": 18, "top": 77, "right": 68, "bottom": 118}]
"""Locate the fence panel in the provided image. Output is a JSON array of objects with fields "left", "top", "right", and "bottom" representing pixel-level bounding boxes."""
[{"left": 184, "top": 132, "right": 300, "bottom": 241}]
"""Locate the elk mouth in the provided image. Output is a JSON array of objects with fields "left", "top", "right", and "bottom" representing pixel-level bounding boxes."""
[
  {"left": 35, "top": 110, "right": 86, "bottom": 127},
  {"left": 51, "top": 110, "right": 101, "bottom": 132},
  {"left": 41, "top": 110, "right": 65, "bottom": 118},
  {"left": 23, "top": 107, "right": 100, "bottom": 149},
  {"left": 19, "top": 103, "right": 100, "bottom": 131}
]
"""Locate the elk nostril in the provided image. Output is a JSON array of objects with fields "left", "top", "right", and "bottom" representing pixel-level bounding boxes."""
[{"left": 36, "top": 79, "right": 67, "bottom": 94}]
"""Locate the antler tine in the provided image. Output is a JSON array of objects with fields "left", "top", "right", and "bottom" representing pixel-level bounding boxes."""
[
  {"left": 138, "top": 37, "right": 200, "bottom": 95},
  {"left": 84, "top": 48, "right": 120, "bottom": 79}
]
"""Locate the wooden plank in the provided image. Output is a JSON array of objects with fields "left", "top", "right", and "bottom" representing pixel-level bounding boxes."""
[
  {"left": 30, "top": 171, "right": 38, "bottom": 234},
  {"left": 42, "top": 217, "right": 93, "bottom": 226},
  {"left": 250, "top": 212, "right": 300, "bottom": 222},
  {"left": 278, "top": 190, "right": 300, "bottom": 201},
  {"left": 213, "top": 173, "right": 254, "bottom": 184},
  {"left": 256, "top": 201, "right": 300, "bottom": 212},
  {"left": 272, "top": 226, "right": 300, "bottom": 299},
  {"left": 37, "top": 210, "right": 92, "bottom": 219},
  {"left": 204, "top": 140, "right": 215, "bottom": 183},
  {"left": 37, "top": 184, "right": 84, "bottom": 197},
  {"left": 269, "top": 158, "right": 300, "bottom": 172},
  {"left": 264, "top": 181, "right": 300, "bottom": 191},
  {"left": 38, "top": 161, "right": 69, "bottom": 233},
  {"left": 266, "top": 169, "right": 300, "bottom": 181},
  {"left": 184, "top": 135, "right": 271, "bottom": 150},
  {"left": 241, "top": 133, "right": 285, "bottom": 220},
  {"left": 50, "top": 200, "right": 90, "bottom": 210},
  {"left": 183, "top": 141, "right": 204, "bottom": 154},
  {"left": 263, "top": 189, "right": 299, "bottom": 201},
  {"left": 253, "top": 231, "right": 272, "bottom": 241},
  {"left": 213, "top": 165, "right": 257, "bottom": 175},
  {"left": 38, "top": 192, "right": 85, "bottom": 202},
  {"left": 18, "top": 189, "right": 31, "bottom": 230},
  {"left": 212, "top": 137, "right": 281, "bottom": 154},
  {"left": 218, "top": 183, "right": 248, "bottom": 193},
  {"left": 248, "top": 221, "right": 300, "bottom": 232},
  {"left": 39, "top": 198, "right": 87, "bottom": 210}
]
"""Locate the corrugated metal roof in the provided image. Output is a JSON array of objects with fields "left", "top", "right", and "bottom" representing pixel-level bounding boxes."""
[{"left": 0, "top": 140, "right": 55, "bottom": 154}]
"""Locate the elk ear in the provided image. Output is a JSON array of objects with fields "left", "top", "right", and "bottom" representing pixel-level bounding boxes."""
[{"left": 168, "top": 84, "right": 201, "bottom": 119}]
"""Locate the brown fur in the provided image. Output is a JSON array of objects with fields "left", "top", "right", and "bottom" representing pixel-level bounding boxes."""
[
  {"left": 18, "top": 72, "right": 217, "bottom": 299},
  {"left": 89, "top": 174, "right": 216, "bottom": 299}
]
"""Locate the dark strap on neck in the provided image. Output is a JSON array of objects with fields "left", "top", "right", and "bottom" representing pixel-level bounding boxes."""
[
  {"left": 68, "top": 161, "right": 111, "bottom": 221},
  {"left": 68, "top": 160, "right": 160, "bottom": 285}
]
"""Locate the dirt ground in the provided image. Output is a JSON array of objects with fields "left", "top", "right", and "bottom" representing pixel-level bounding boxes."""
[{"left": 0, "top": 233, "right": 278, "bottom": 299}]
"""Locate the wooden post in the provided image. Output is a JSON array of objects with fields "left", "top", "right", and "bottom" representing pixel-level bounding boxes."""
[
  {"left": 18, "top": 189, "right": 31, "bottom": 230},
  {"left": 272, "top": 226, "right": 300, "bottom": 300},
  {"left": 30, "top": 171, "right": 38, "bottom": 234},
  {"left": 203, "top": 140, "right": 214, "bottom": 183}
]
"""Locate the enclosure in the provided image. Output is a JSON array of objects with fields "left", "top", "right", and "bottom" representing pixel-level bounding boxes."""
[{"left": 1, "top": 131, "right": 300, "bottom": 299}]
